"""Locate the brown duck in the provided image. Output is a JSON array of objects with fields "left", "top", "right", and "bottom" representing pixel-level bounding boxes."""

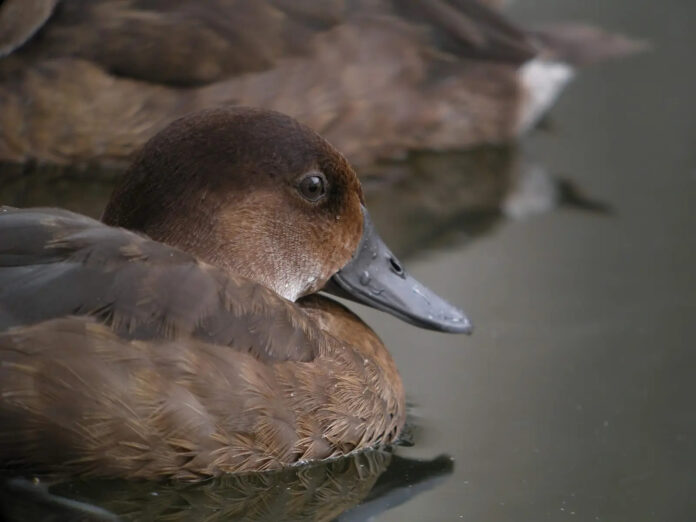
[
  {"left": 0, "top": 107, "right": 470, "bottom": 480},
  {"left": 0, "top": 0, "right": 644, "bottom": 169}
]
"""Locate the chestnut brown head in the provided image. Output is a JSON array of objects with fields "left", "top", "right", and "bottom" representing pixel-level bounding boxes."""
[
  {"left": 103, "top": 107, "right": 471, "bottom": 333},
  {"left": 102, "top": 107, "right": 364, "bottom": 301}
]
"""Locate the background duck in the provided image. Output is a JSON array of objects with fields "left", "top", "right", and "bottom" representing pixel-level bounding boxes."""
[
  {"left": 0, "top": 107, "right": 469, "bottom": 480},
  {"left": 0, "top": 0, "right": 645, "bottom": 169}
]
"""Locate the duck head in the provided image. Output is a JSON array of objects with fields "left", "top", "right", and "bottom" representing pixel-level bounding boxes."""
[{"left": 102, "top": 107, "right": 471, "bottom": 333}]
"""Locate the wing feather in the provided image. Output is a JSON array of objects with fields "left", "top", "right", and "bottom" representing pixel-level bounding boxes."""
[{"left": 0, "top": 207, "right": 319, "bottom": 362}]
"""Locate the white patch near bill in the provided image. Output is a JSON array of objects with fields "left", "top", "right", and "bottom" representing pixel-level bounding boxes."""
[{"left": 516, "top": 59, "right": 575, "bottom": 134}]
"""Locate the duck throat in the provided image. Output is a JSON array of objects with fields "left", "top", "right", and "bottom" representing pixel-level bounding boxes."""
[{"left": 216, "top": 234, "right": 326, "bottom": 302}]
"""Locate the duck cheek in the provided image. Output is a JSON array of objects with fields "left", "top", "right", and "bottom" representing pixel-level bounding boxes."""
[
  {"left": 293, "top": 241, "right": 355, "bottom": 300},
  {"left": 326, "top": 208, "right": 364, "bottom": 274}
]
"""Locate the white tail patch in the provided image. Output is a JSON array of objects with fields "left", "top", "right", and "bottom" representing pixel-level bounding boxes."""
[{"left": 516, "top": 59, "right": 575, "bottom": 134}]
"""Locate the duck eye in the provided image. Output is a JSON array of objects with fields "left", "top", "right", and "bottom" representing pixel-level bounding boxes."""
[{"left": 298, "top": 173, "right": 327, "bottom": 202}]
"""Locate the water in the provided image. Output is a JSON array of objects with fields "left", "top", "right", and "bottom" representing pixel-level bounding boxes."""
[
  {"left": 365, "top": 1, "right": 695, "bottom": 520},
  {"left": 1, "top": 0, "right": 695, "bottom": 520}
]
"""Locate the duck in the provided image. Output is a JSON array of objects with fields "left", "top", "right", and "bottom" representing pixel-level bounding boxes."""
[
  {"left": 0, "top": 0, "right": 645, "bottom": 169},
  {"left": 0, "top": 107, "right": 470, "bottom": 480}
]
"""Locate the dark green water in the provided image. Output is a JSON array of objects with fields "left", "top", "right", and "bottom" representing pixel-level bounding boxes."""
[{"left": 1, "top": 0, "right": 694, "bottom": 520}]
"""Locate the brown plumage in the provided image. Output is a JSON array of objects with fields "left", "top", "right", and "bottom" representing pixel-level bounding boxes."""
[
  {"left": 0, "top": 107, "right": 474, "bottom": 479},
  {"left": 0, "top": 0, "right": 645, "bottom": 168},
  {"left": 0, "top": 309, "right": 402, "bottom": 479}
]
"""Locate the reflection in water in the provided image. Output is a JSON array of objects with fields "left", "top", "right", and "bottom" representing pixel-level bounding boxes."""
[
  {"left": 361, "top": 147, "right": 609, "bottom": 258},
  {"left": 0, "top": 161, "right": 118, "bottom": 218},
  {"left": 0, "top": 146, "right": 608, "bottom": 261},
  {"left": 1, "top": 450, "right": 453, "bottom": 522}
]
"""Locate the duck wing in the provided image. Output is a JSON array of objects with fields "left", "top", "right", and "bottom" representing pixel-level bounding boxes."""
[
  {"left": 0, "top": 207, "right": 318, "bottom": 362},
  {"left": 392, "top": 0, "right": 537, "bottom": 63},
  {"left": 4, "top": 0, "right": 534, "bottom": 86},
  {"left": 2, "top": 0, "right": 347, "bottom": 85}
]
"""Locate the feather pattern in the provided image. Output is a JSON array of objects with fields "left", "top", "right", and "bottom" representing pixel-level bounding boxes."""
[
  {"left": 0, "top": 207, "right": 405, "bottom": 479},
  {"left": 0, "top": 206, "right": 320, "bottom": 362}
]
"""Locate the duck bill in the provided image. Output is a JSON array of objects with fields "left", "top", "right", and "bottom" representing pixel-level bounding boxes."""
[{"left": 326, "top": 209, "right": 472, "bottom": 334}]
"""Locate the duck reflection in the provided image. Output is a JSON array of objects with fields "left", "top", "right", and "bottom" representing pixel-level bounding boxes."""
[
  {"left": 0, "top": 161, "right": 118, "bottom": 218},
  {"left": 1, "top": 450, "right": 453, "bottom": 522},
  {"left": 363, "top": 146, "right": 610, "bottom": 259}
]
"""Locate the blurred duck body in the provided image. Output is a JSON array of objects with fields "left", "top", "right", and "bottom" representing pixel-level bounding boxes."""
[
  {"left": 0, "top": 0, "right": 644, "bottom": 168},
  {"left": 0, "top": 107, "right": 470, "bottom": 480}
]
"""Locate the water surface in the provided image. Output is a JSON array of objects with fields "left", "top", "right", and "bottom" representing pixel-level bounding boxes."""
[{"left": 366, "top": 1, "right": 696, "bottom": 520}]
